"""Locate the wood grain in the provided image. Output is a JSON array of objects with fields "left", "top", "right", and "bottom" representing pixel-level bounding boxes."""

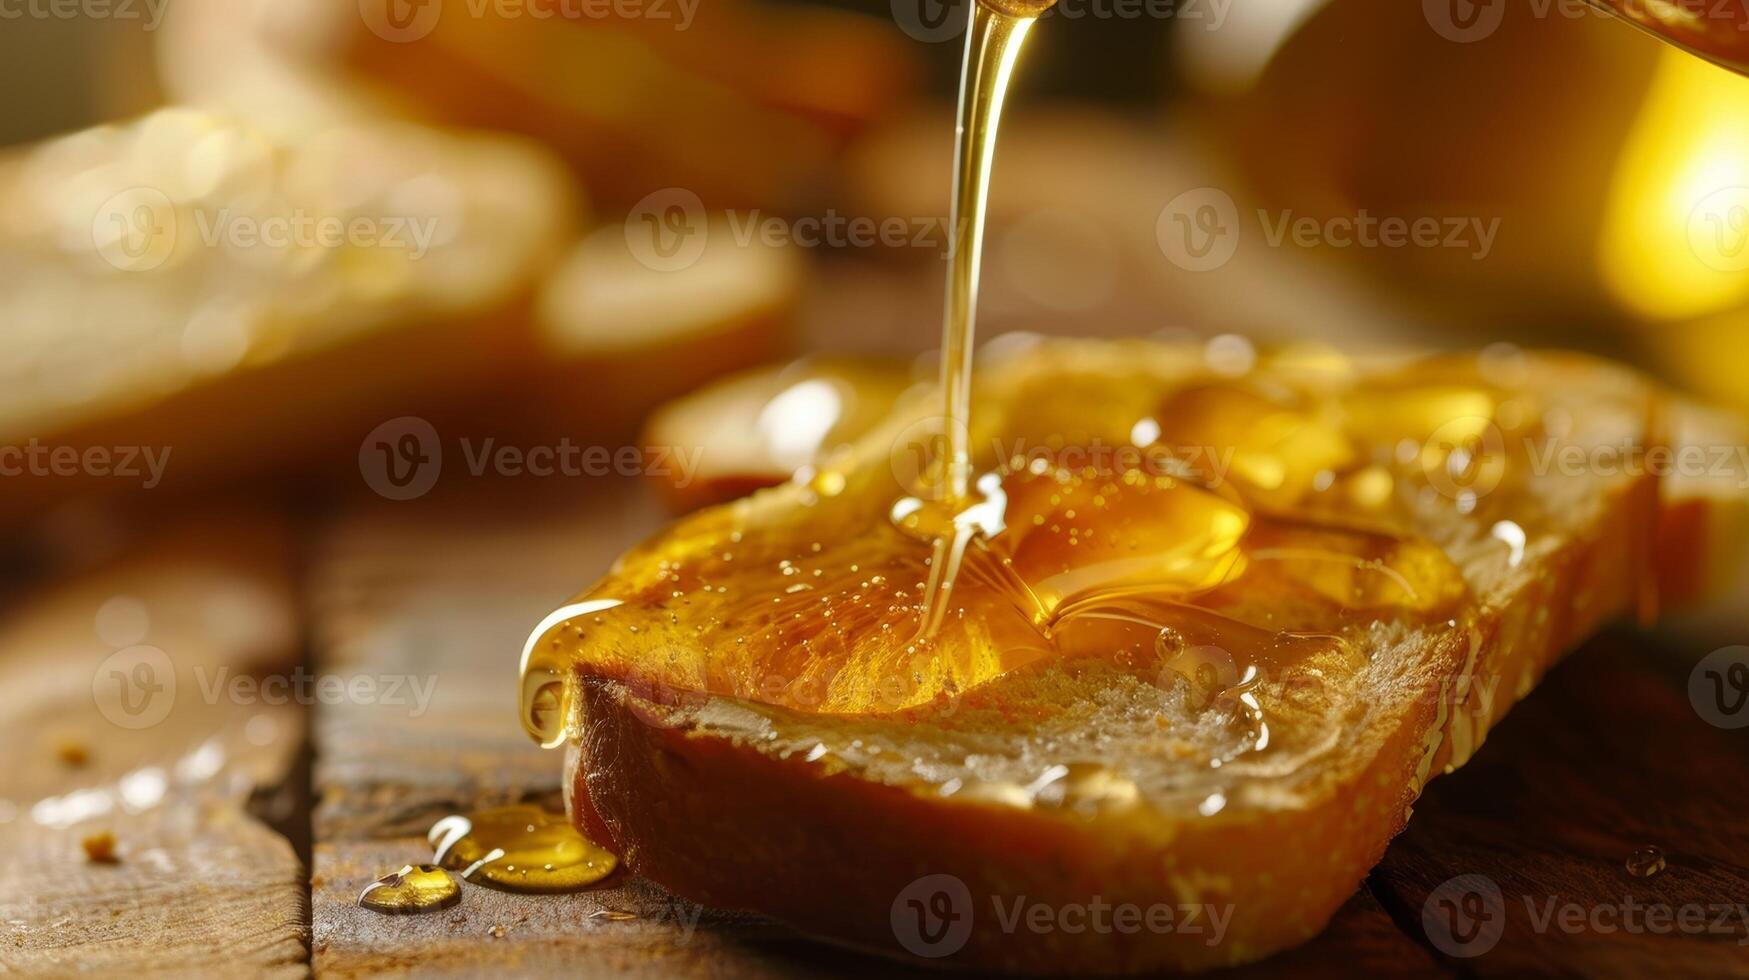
[
  {"left": 0, "top": 512, "right": 308, "bottom": 977},
  {"left": 1368, "top": 633, "right": 1749, "bottom": 979}
]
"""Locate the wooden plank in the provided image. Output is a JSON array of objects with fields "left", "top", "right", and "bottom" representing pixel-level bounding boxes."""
[
  {"left": 1226, "top": 887, "right": 1452, "bottom": 979},
  {"left": 312, "top": 841, "right": 865, "bottom": 979},
  {"left": 0, "top": 512, "right": 308, "bottom": 977},
  {"left": 2, "top": 808, "right": 308, "bottom": 977},
  {"left": 1368, "top": 632, "right": 1749, "bottom": 978}
]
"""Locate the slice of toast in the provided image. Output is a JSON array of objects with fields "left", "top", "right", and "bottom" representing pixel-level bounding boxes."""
[
  {"left": 531, "top": 339, "right": 1739, "bottom": 973},
  {"left": 639, "top": 358, "right": 918, "bottom": 513},
  {"left": 526, "top": 217, "right": 801, "bottom": 442},
  {"left": 151, "top": 0, "right": 918, "bottom": 208},
  {"left": 0, "top": 106, "right": 574, "bottom": 522}
]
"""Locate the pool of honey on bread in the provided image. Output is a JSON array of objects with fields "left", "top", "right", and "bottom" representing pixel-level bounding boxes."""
[{"left": 520, "top": 342, "right": 1569, "bottom": 793}]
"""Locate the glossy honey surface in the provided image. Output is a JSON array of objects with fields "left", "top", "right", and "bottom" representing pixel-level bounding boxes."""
[{"left": 521, "top": 341, "right": 1579, "bottom": 782}]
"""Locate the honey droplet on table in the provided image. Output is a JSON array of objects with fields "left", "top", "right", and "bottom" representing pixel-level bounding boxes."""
[
  {"left": 1625, "top": 846, "right": 1667, "bottom": 879},
  {"left": 429, "top": 805, "right": 618, "bottom": 893},
  {"left": 357, "top": 864, "right": 459, "bottom": 914}
]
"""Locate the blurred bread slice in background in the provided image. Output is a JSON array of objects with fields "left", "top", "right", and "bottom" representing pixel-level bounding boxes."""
[
  {"left": 640, "top": 357, "right": 915, "bottom": 513},
  {"left": 0, "top": 106, "right": 817, "bottom": 528},
  {"left": 120, "top": 0, "right": 385, "bottom": 138},
  {"left": 0, "top": 106, "right": 575, "bottom": 524},
  {"left": 530, "top": 215, "right": 803, "bottom": 442},
  {"left": 140, "top": 0, "right": 919, "bottom": 209}
]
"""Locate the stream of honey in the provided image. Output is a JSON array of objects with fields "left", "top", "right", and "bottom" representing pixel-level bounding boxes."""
[
  {"left": 909, "top": 0, "right": 1046, "bottom": 641},
  {"left": 933, "top": 0, "right": 1041, "bottom": 507}
]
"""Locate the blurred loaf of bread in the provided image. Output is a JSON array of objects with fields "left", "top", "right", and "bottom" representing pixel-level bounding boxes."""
[
  {"left": 147, "top": 0, "right": 920, "bottom": 208},
  {"left": 0, "top": 106, "right": 576, "bottom": 519},
  {"left": 0, "top": 105, "right": 816, "bottom": 524},
  {"left": 529, "top": 214, "right": 802, "bottom": 439},
  {"left": 640, "top": 357, "right": 914, "bottom": 512}
]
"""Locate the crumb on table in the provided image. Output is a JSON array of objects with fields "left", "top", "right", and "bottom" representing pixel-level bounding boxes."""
[{"left": 81, "top": 831, "right": 118, "bottom": 864}]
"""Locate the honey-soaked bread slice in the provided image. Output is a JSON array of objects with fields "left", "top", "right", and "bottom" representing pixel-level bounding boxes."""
[
  {"left": 525, "top": 339, "right": 1734, "bottom": 973},
  {"left": 0, "top": 107, "right": 573, "bottom": 519}
]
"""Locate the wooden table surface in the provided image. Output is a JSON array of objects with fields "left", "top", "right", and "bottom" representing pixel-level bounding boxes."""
[{"left": 3, "top": 476, "right": 1746, "bottom": 978}]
